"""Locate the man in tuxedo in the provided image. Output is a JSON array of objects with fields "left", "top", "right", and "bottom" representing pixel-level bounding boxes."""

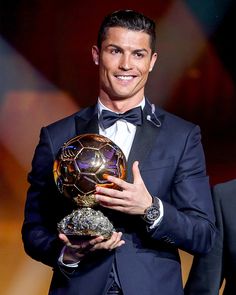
[
  {"left": 22, "top": 9, "right": 216, "bottom": 295},
  {"left": 185, "top": 179, "right": 236, "bottom": 295}
]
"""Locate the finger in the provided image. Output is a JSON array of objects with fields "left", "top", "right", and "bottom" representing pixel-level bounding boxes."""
[
  {"left": 95, "top": 195, "right": 128, "bottom": 211},
  {"left": 96, "top": 186, "right": 122, "bottom": 198},
  {"left": 108, "top": 236, "right": 125, "bottom": 250},
  {"left": 75, "top": 236, "right": 104, "bottom": 249},
  {"left": 90, "top": 240, "right": 125, "bottom": 252},
  {"left": 132, "top": 161, "right": 143, "bottom": 184},
  {"left": 105, "top": 175, "right": 131, "bottom": 190},
  {"left": 104, "top": 232, "right": 123, "bottom": 249},
  {"left": 91, "top": 232, "right": 122, "bottom": 251},
  {"left": 108, "top": 232, "right": 123, "bottom": 249},
  {"left": 95, "top": 193, "right": 121, "bottom": 205},
  {"left": 95, "top": 189, "right": 127, "bottom": 207},
  {"left": 89, "top": 236, "right": 105, "bottom": 246},
  {"left": 59, "top": 233, "right": 70, "bottom": 245},
  {"left": 65, "top": 237, "right": 99, "bottom": 254}
]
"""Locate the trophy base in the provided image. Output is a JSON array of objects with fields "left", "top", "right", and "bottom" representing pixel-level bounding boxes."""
[{"left": 57, "top": 207, "right": 114, "bottom": 239}]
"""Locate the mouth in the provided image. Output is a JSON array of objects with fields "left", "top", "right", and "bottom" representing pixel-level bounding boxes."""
[{"left": 114, "top": 75, "right": 137, "bottom": 81}]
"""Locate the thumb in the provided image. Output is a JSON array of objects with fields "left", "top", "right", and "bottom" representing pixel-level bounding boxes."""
[
  {"left": 59, "top": 233, "right": 70, "bottom": 245},
  {"left": 132, "top": 161, "right": 143, "bottom": 184}
]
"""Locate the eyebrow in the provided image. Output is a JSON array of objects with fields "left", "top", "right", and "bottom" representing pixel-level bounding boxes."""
[{"left": 106, "top": 44, "right": 149, "bottom": 54}]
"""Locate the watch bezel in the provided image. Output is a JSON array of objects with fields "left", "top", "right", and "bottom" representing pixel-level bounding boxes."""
[{"left": 143, "top": 197, "right": 160, "bottom": 224}]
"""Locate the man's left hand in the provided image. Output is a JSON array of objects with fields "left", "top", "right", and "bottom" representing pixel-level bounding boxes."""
[{"left": 95, "top": 161, "right": 152, "bottom": 215}]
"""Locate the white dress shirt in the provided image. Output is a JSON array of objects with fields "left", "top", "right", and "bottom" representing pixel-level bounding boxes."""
[{"left": 97, "top": 98, "right": 145, "bottom": 160}]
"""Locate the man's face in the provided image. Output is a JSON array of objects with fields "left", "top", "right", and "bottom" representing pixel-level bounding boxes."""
[{"left": 92, "top": 27, "right": 157, "bottom": 102}]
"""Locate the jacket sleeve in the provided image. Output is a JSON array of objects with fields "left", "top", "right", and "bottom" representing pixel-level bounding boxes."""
[
  {"left": 150, "top": 125, "right": 216, "bottom": 254},
  {"left": 21, "top": 127, "right": 71, "bottom": 267}
]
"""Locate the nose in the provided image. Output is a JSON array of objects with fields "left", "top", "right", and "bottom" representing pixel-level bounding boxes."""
[{"left": 119, "top": 53, "right": 132, "bottom": 71}]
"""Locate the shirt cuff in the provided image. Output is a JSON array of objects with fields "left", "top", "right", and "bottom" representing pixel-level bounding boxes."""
[
  {"left": 149, "top": 198, "right": 164, "bottom": 230},
  {"left": 58, "top": 245, "right": 80, "bottom": 268}
]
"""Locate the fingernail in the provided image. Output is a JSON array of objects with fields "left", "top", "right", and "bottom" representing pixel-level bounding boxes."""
[
  {"left": 95, "top": 185, "right": 99, "bottom": 191},
  {"left": 103, "top": 173, "right": 109, "bottom": 180}
]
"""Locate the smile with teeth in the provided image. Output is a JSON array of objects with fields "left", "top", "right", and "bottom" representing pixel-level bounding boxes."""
[{"left": 115, "top": 75, "right": 135, "bottom": 81}]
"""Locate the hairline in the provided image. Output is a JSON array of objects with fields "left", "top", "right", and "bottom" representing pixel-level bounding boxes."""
[{"left": 98, "top": 26, "right": 155, "bottom": 53}]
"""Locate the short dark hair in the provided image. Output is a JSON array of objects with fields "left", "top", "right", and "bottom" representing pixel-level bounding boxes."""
[{"left": 97, "top": 10, "right": 156, "bottom": 53}]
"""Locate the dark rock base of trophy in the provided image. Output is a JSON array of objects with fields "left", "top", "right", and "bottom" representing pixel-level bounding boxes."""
[{"left": 57, "top": 207, "right": 114, "bottom": 239}]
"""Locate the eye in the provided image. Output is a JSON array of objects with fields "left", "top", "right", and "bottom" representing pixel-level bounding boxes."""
[
  {"left": 110, "top": 48, "right": 121, "bottom": 55},
  {"left": 134, "top": 51, "right": 145, "bottom": 59}
]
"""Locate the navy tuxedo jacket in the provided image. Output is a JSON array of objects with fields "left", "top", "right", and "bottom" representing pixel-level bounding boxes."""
[
  {"left": 185, "top": 179, "right": 236, "bottom": 295},
  {"left": 22, "top": 101, "right": 216, "bottom": 295}
]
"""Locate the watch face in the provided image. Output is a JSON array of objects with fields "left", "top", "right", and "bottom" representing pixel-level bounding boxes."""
[{"left": 146, "top": 206, "right": 160, "bottom": 221}]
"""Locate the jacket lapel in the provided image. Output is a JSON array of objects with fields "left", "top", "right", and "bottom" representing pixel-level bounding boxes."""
[
  {"left": 75, "top": 105, "right": 99, "bottom": 135},
  {"left": 126, "top": 103, "right": 164, "bottom": 182}
]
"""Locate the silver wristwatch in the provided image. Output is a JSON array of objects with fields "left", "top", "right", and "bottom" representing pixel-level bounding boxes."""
[{"left": 143, "top": 197, "right": 160, "bottom": 224}]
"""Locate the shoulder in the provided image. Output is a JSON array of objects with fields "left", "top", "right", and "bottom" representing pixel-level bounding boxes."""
[
  {"left": 39, "top": 105, "right": 96, "bottom": 151},
  {"left": 213, "top": 179, "right": 236, "bottom": 202},
  {"left": 155, "top": 107, "right": 200, "bottom": 143},
  {"left": 46, "top": 106, "right": 90, "bottom": 129},
  {"left": 45, "top": 105, "right": 95, "bottom": 133},
  {"left": 157, "top": 107, "right": 196, "bottom": 130},
  {"left": 46, "top": 111, "right": 78, "bottom": 130}
]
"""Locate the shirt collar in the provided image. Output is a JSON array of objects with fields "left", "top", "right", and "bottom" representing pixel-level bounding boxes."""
[{"left": 97, "top": 97, "right": 145, "bottom": 117}]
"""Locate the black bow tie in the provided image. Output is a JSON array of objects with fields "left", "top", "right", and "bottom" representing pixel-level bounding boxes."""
[{"left": 99, "top": 106, "right": 143, "bottom": 129}]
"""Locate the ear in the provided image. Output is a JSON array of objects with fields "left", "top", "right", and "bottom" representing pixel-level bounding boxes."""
[
  {"left": 149, "top": 52, "right": 157, "bottom": 72},
  {"left": 92, "top": 45, "right": 100, "bottom": 65}
]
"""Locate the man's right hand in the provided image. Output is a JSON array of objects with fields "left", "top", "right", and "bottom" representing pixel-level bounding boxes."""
[{"left": 59, "top": 232, "right": 125, "bottom": 264}]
